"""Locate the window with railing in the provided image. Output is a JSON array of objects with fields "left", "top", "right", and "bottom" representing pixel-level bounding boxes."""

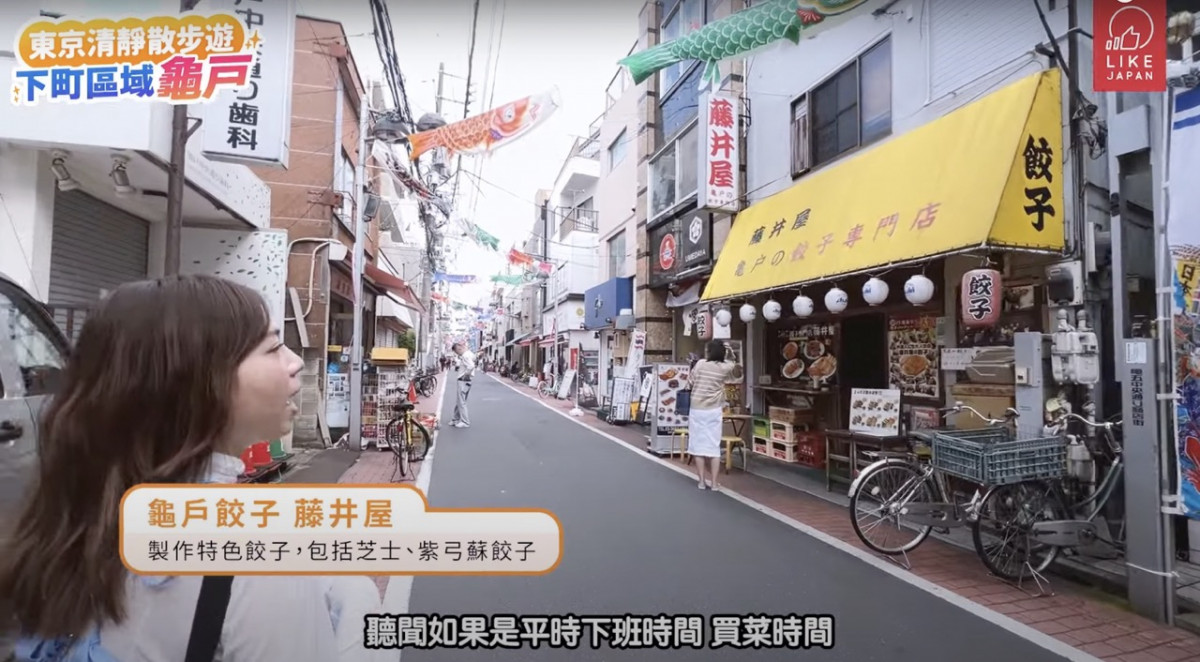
[{"left": 557, "top": 204, "right": 599, "bottom": 236}]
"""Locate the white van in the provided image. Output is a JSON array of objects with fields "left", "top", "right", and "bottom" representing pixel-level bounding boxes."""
[{"left": 0, "top": 273, "right": 70, "bottom": 522}]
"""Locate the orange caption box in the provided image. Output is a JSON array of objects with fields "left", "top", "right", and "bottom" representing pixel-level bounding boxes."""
[{"left": 119, "top": 484, "right": 563, "bottom": 576}]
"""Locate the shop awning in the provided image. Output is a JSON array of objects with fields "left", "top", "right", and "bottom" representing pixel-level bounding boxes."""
[
  {"left": 701, "top": 69, "right": 1065, "bottom": 303},
  {"left": 539, "top": 336, "right": 555, "bottom": 348},
  {"left": 507, "top": 332, "right": 531, "bottom": 347},
  {"left": 364, "top": 263, "right": 426, "bottom": 313}
]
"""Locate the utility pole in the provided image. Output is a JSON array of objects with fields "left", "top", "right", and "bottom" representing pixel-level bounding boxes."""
[
  {"left": 348, "top": 95, "right": 370, "bottom": 451},
  {"left": 165, "top": 0, "right": 202, "bottom": 275}
]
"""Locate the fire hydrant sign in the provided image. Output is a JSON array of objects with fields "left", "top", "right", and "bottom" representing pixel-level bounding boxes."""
[{"left": 698, "top": 91, "right": 740, "bottom": 212}]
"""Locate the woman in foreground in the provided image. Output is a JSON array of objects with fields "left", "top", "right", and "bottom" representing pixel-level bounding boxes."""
[
  {"left": 686, "top": 340, "right": 737, "bottom": 491},
  {"left": 0, "top": 275, "right": 384, "bottom": 661}
]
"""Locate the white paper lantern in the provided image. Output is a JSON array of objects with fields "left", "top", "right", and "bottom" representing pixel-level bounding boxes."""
[
  {"left": 862, "top": 277, "right": 889, "bottom": 306},
  {"left": 792, "top": 294, "right": 814, "bottom": 317},
  {"left": 739, "top": 303, "right": 757, "bottom": 323},
  {"left": 715, "top": 307, "right": 732, "bottom": 327},
  {"left": 762, "top": 299, "right": 782, "bottom": 322},
  {"left": 904, "top": 274, "right": 936, "bottom": 305},
  {"left": 824, "top": 287, "right": 849, "bottom": 313}
]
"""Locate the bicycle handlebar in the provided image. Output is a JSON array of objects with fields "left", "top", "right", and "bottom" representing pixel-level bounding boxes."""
[
  {"left": 938, "top": 402, "right": 1019, "bottom": 427},
  {"left": 1056, "top": 411, "right": 1121, "bottom": 430}
]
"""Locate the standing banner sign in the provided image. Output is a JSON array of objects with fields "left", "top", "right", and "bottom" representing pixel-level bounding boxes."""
[
  {"left": 202, "top": 0, "right": 297, "bottom": 168},
  {"left": 1169, "top": 86, "right": 1200, "bottom": 517}
]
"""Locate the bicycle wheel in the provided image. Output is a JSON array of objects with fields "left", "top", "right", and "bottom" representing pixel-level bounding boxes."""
[
  {"left": 406, "top": 420, "right": 432, "bottom": 462},
  {"left": 387, "top": 418, "right": 410, "bottom": 478},
  {"left": 418, "top": 377, "right": 433, "bottom": 398},
  {"left": 849, "top": 462, "right": 937, "bottom": 555},
  {"left": 971, "top": 480, "right": 1066, "bottom": 581},
  {"left": 538, "top": 381, "right": 551, "bottom": 399}
]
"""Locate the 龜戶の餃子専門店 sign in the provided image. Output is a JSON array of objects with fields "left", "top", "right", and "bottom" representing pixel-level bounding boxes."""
[{"left": 202, "top": 0, "right": 298, "bottom": 168}]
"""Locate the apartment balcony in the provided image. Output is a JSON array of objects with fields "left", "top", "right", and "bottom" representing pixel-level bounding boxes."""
[
  {"left": 556, "top": 206, "right": 598, "bottom": 235},
  {"left": 560, "top": 136, "right": 601, "bottom": 192}
]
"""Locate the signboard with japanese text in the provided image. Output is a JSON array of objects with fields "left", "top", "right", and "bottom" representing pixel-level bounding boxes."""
[
  {"left": 698, "top": 92, "right": 740, "bottom": 212},
  {"left": 201, "top": 0, "right": 297, "bottom": 168},
  {"left": 682, "top": 213, "right": 712, "bottom": 269},
  {"left": 10, "top": 13, "right": 259, "bottom": 106},
  {"left": 700, "top": 70, "right": 1064, "bottom": 303}
]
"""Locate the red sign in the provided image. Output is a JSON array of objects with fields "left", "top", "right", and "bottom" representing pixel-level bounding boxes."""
[
  {"left": 659, "top": 233, "right": 677, "bottom": 271},
  {"left": 1093, "top": 0, "right": 1166, "bottom": 92}
]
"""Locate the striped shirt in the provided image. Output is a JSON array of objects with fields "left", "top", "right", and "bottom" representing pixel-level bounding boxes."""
[{"left": 689, "top": 359, "right": 736, "bottom": 411}]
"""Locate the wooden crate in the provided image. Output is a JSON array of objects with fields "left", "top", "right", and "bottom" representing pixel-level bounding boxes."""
[{"left": 768, "top": 407, "right": 814, "bottom": 426}]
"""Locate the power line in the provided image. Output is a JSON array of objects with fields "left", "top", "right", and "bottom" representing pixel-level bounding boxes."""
[{"left": 451, "top": 0, "right": 483, "bottom": 209}]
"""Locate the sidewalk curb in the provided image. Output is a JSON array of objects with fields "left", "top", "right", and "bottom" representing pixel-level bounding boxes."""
[{"left": 490, "top": 374, "right": 1103, "bottom": 662}]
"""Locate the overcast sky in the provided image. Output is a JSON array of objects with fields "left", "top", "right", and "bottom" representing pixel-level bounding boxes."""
[{"left": 330, "top": 0, "right": 642, "bottom": 306}]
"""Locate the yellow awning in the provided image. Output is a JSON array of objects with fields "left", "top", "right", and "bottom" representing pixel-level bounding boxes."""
[{"left": 701, "top": 69, "right": 1065, "bottom": 302}]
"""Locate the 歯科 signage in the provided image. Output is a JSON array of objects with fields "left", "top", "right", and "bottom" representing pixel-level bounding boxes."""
[
  {"left": 698, "top": 92, "right": 740, "bottom": 212},
  {"left": 201, "top": 0, "right": 297, "bottom": 169}
]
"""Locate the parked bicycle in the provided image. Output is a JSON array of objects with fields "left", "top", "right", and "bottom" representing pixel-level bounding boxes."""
[
  {"left": 384, "top": 401, "right": 432, "bottom": 481},
  {"left": 847, "top": 402, "right": 1018, "bottom": 557},
  {"left": 537, "top": 372, "right": 557, "bottom": 399},
  {"left": 409, "top": 367, "right": 437, "bottom": 399},
  {"left": 971, "top": 409, "right": 1123, "bottom": 581}
]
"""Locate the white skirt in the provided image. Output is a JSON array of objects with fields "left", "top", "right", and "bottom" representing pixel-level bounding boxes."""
[{"left": 687, "top": 407, "right": 724, "bottom": 458}]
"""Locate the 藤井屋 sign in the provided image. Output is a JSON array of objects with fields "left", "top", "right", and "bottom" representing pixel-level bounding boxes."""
[
  {"left": 10, "top": 13, "right": 260, "bottom": 106},
  {"left": 700, "top": 69, "right": 1066, "bottom": 303}
]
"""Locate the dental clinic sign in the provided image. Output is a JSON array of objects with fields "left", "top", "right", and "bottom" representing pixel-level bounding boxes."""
[
  {"left": 10, "top": 13, "right": 259, "bottom": 106},
  {"left": 201, "top": 0, "right": 296, "bottom": 169}
]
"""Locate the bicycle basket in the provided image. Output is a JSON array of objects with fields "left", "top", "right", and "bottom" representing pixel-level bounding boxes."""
[{"left": 931, "top": 429, "right": 1065, "bottom": 486}]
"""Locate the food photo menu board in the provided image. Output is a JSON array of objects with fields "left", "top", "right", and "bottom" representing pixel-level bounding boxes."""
[
  {"left": 887, "top": 315, "right": 940, "bottom": 399},
  {"left": 773, "top": 323, "right": 840, "bottom": 390},
  {"left": 849, "top": 388, "right": 902, "bottom": 436},
  {"left": 654, "top": 363, "right": 691, "bottom": 430}
]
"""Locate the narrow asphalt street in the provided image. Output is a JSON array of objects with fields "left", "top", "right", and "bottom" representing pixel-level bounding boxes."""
[{"left": 405, "top": 374, "right": 1081, "bottom": 661}]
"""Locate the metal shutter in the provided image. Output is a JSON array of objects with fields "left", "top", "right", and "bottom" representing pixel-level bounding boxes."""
[
  {"left": 48, "top": 189, "right": 148, "bottom": 307},
  {"left": 928, "top": 0, "right": 1049, "bottom": 101}
]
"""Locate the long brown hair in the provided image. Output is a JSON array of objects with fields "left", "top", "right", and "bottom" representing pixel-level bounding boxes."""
[{"left": 0, "top": 275, "right": 270, "bottom": 638}]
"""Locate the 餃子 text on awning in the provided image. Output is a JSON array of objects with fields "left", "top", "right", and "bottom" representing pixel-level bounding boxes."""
[{"left": 700, "top": 69, "right": 1065, "bottom": 303}]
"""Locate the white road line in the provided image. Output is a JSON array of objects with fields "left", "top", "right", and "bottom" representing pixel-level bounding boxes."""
[{"left": 490, "top": 374, "right": 1102, "bottom": 662}]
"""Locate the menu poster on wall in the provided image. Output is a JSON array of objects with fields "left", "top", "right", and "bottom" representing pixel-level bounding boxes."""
[
  {"left": 655, "top": 363, "right": 691, "bottom": 429},
  {"left": 849, "top": 388, "right": 902, "bottom": 436},
  {"left": 888, "top": 315, "right": 941, "bottom": 398},
  {"left": 325, "top": 373, "right": 349, "bottom": 428},
  {"left": 775, "top": 323, "right": 840, "bottom": 389}
]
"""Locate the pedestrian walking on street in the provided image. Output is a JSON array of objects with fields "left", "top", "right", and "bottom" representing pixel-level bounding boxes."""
[
  {"left": 0, "top": 275, "right": 385, "bottom": 662},
  {"left": 686, "top": 340, "right": 738, "bottom": 490},
  {"left": 450, "top": 342, "right": 476, "bottom": 429}
]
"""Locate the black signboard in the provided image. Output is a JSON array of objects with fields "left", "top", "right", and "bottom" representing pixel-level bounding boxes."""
[
  {"left": 648, "top": 220, "right": 680, "bottom": 288},
  {"left": 681, "top": 212, "right": 712, "bottom": 268}
]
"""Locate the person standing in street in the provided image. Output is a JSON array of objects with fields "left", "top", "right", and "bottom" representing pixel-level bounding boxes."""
[
  {"left": 686, "top": 340, "right": 738, "bottom": 491},
  {"left": 450, "top": 342, "right": 476, "bottom": 429}
]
